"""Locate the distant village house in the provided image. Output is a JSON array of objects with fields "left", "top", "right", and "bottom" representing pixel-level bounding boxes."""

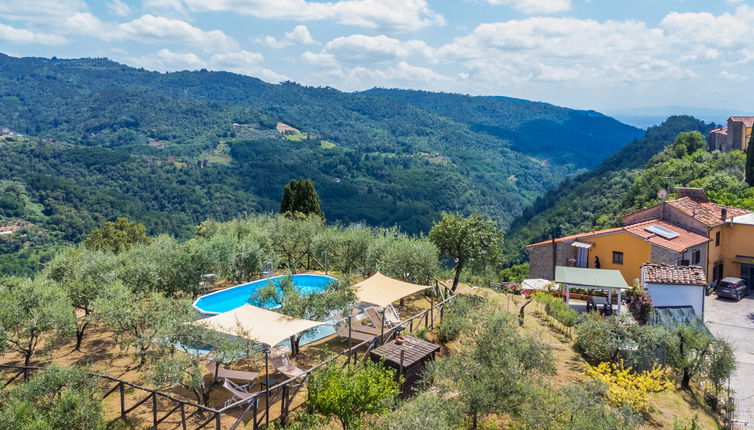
[{"left": 708, "top": 116, "right": 754, "bottom": 151}]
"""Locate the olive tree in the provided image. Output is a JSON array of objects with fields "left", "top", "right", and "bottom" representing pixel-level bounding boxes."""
[
  {"left": 308, "top": 360, "right": 400, "bottom": 430},
  {"left": 84, "top": 217, "right": 150, "bottom": 254},
  {"left": 270, "top": 214, "right": 324, "bottom": 272},
  {"left": 252, "top": 276, "right": 355, "bottom": 355},
  {"left": 43, "top": 247, "right": 119, "bottom": 350},
  {"left": 151, "top": 325, "right": 260, "bottom": 406},
  {"left": 0, "top": 278, "right": 76, "bottom": 366},
  {"left": 429, "top": 213, "right": 503, "bottom": 291},
  {"left": 93, "top": 282, "right": 194, "bottom": 367},
  {"left": 430, "top": 310, "right": 554, "bottom": 429},
  {"left": 0, "top": 366, "right": 105, "bottom": 430}
]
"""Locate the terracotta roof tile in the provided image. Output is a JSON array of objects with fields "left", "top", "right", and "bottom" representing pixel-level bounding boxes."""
[
  {"left": 527, "top": 219, "right": 708, "bottom": 253},
  {"left": 730, "top": 116, "right": 754, "bottom": 127},
  {"left": 710, "top": 127, "right": 727, "bottom": 135},
  {"left": 624, "top": 219, "right": 709, "bottom": 253},
  {"left": 642, "top": 263, "right": 706, "bottom": 286},
  {"left": 666, "top": 197, "right": 750, "bottom": 227}
]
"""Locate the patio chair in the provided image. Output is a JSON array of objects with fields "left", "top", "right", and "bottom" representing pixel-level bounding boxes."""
[
  {"left": 222, "top": 379, "right": 258, "bottom": 408},
  {"left": 365, "top": 307, "right": 396, "bottom": 329},
  {"left": 335, "top": 323, "right": 378, "bottom": 343},
  {"left": 206, "top": 361, "right": 259, "bottom": 387},
  {"left": 270, "top": 346, "right": 305, "bottom": 380},
  {"left": 385, "top": 304, "right": 402, "bottom": 325}
]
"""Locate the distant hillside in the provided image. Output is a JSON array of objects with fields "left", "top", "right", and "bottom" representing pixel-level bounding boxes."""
[
  {"left": 361, "top": 88, "right": 643, "bottom": 168},
  {"left": 504, "top": 115, "right": 715, "bottom": 262},
  {"left": 0, "top": 54, "right": 642, "bottom": 274}
]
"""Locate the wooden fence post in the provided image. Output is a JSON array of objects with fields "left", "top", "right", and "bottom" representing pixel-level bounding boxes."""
[
  {"left": 152, "top": 393, "right": 158, "bottom": 429},
  {"left": 120, "top": 382, "right": 126, "bottom": 418}
]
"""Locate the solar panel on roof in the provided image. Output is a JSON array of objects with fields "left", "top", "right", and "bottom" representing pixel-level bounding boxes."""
[{"left": 645, "top": 224, "right": 679, "bottom": 240}]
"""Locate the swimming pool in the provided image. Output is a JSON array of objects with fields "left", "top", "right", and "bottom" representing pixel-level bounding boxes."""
[{"left": 193, "top": 274, "right": 336, "bottom": 315}]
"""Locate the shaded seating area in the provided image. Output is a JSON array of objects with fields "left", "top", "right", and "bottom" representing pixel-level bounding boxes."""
[
  {"left": 270, "top": 346, "right": 305, "bottom": 379},
  {"left": 353, "top": 272, "right": 431, "bottom": 324},
  {"left": 195, "top": 304, "right": 327, "bottom": 408},
  {"left": 555, "top": 266, "right": 629, "bottom": 315},
  {"left": 206, "top": 360, "right": 259, "bottom": 387}
]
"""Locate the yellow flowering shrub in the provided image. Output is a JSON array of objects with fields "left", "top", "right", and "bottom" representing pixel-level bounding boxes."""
[{"left": 583, "top": 361, "right": 674, "bottom": 414}]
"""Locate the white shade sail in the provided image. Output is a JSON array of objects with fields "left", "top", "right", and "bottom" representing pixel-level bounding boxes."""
[
  {"left": 354, "top": 272, "right": 430, "bottom": 307},
  {"left": 194, "top": 304, "right": 326, "bottom": 347}
]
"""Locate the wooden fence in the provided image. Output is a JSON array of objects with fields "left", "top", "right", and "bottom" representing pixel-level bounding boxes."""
[
  {"left": 0, "top": 364, "right": 223, "bottom": 429},
  {"left": 0, "top": 283, "right": 457, "bottom": 430}
]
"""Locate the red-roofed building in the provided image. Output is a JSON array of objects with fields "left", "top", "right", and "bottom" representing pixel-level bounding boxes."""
[
  {"left": 709, "top": 116, "right": 754, "bottom": 151},
  {"left": 527, "top": 188, "right": 751, "bottom": 285},
  {"left": 148, "top": 141, "right": 166, "bottom": 147}
]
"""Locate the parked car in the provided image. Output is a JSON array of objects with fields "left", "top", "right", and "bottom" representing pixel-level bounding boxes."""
[{"left": 717, "top": 277, "right": 751, "bottom": 301}]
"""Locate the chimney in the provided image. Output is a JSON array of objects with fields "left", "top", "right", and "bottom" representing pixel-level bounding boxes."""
[{"left": 721, "top": 207, "right": 728, "bottom": 221}]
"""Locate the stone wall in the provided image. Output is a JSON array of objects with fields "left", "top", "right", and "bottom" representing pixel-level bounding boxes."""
[
  {"left": 527, "top": 241, "right": 576, "bottom": 280},
  {"left": 650, "top": 243, "right": 708, "bottom": 277}
]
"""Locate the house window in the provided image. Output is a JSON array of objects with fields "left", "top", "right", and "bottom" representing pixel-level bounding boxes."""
[
  {"left": 691, "top": 249, "right": 701, "bottom": 265},
  {"left": 716, "top": 231, "right": 721, "bottom": 247},
  {"left": 612, "top": 251, "right": 624, "bottom": 265}
]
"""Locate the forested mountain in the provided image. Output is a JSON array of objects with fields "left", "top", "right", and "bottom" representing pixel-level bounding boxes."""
[
  {"left": 0, "top": 54, "right": 642, "bottom": 275},
  {"left": 504, "top": 116, "right": 719, "bottom": 262},
  {"left": 361, "top": 88, "right": 643, "bottom": 167}
]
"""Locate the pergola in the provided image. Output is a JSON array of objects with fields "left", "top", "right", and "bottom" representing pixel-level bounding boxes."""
[
  {"left": 353, "top": 272, "right": 431, "bottom": 307},
  {"left": 555, "top": 266, "right": 629, "bottom": 314}
]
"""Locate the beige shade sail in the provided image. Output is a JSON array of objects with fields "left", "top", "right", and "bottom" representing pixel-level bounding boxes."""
[
  {"left": 354, "top": 272, "right": 431, "bottom": 308},
  {"left": 194, "top": 304, "right": 326, "bottom": 347}
]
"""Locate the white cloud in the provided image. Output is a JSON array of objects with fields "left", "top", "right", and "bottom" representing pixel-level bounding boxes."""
[
  {"left": 107, "top": 0, "right": 132, "bottom": 17},
  {"left": 256, "top": 25, "right": 317, "bottom": 48},
  {"left": 0, "top": 0, "right": 88, "bottom": 23},
  {"left": 433, "top": 7, "right": 754, "bottom": 88},
  {"left": 181, "top": 0, "right": 444, "bottom": 32},
  {"left": 484, "top": 0, "right": 571, "bottom": 14},
  {"left": 134, "top": 48, "right": 207, "bottom": 70},
  {"left": 62, "top": 13, "right": 240, "bottom": 53},
  {"left": 286, "top": 25, "right": 316, "bottom": 45},
  {"left": 209, "top": 50, "right": 289, "bottom": 82},
  {"left": 720, "top": 70, "right": 747, "bottom": 82},
  {"left": 318, "top": 61, "right": 449, "bottom": 90},
  {"left": 0, "top": 23, "right": 67, "bottom": 45},
  {"left": 303, "top": 34, "right": 434, "bottom": 66},
  {"left": 118, "top": 15, "right": 240, "bottom": 52}
]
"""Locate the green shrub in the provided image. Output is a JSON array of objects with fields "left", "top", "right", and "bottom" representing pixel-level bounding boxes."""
[
  {"left": 437, "top": 296, "right": 474, "bottom": 343},
  {"left": 0, "top": 366, "right": 105, "bottom": 430},
  {"left": 307, "top": 360, "right": 400, "bottom": 430},
  {"left": 534, "top": 292, "right": 580, "bottom": 327}
]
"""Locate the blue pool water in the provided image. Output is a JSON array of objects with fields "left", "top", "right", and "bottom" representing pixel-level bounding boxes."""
[{"left": 193, "top": 274, "right": 336, "bottom": 315}]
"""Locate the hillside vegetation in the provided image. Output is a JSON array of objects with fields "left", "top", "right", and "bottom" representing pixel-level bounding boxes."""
[
  {"left": 505, "top": 116, "right": 751, "bottom": 262},
  {"left": 363, "top": 88, "right": 643, "bottom": 168},
  {"left": 0, "top": 54, "right": 641, "bottom": 275}
]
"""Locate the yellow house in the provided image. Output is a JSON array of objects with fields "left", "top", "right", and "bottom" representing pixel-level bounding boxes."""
[
  {"left": 526, "top": 219, "right": 709, "bottom": 285},
  {"left": 709, "top": 213, "right": 754, "bottom": 284}
]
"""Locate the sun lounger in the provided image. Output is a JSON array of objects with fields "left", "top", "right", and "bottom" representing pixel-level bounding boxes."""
[
  {"left": 222, "top": 379, "right": 257, "bottom": 408},
  {"left": 206, "top": 361, "right": 259, "bottom": 386},
  {"left": 335, "top": 323, "right": 379, "bottom": 342},
  {"left": 365, "top": 307, "right": 395, "bottom": 328},
  {"left": 270, "top": 346, "right": 305, "bottom": 380}
]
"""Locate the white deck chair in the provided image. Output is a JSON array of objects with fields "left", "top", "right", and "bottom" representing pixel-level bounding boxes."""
[
  {"left": 384, "top": 304, "right": 402, "bottom": 325},
  {"left": 222, "top": 379, "right": 257, "bottom": 408}
]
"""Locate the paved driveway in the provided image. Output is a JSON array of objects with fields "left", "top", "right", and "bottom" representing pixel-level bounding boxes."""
[{"left": 704, "top": 293, "right": 754, "bottom": 400}]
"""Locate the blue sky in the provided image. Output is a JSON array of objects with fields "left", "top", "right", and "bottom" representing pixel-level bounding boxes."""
[{"left": 1, "top": 0, "right": 753, "bottom": 113}]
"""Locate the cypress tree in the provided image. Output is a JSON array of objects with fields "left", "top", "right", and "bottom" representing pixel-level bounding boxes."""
[
  {"left": 280, "top": 178, "right": 324, "bottom": 218},
  {"left": 747, "top": 132, "right": 754, "bottom": 186}
]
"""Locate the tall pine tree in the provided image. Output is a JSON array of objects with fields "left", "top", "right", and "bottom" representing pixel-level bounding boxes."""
[
  {"left": 747, "top": 132, "right": 754, "bottom": 186},
  {"left": 280, "top": 179, "right": 324, "bottom": 218}
]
